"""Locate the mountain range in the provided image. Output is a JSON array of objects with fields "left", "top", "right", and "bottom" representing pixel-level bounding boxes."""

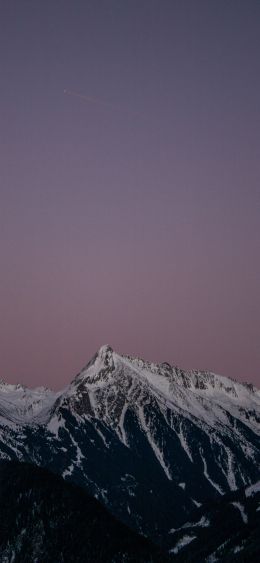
[{"left": 0, "top": 345, "right": 259, "bottom": 559}]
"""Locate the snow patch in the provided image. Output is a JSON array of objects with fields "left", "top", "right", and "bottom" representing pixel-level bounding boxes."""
[
  {"left": 118, "top": 402, "right": 128, "bottom": 446},
  {"left": 200, "top": 449, "right": 223, "bottom": 494},
  {"left": 232, "top": 502, "right": 248, "bottom": 524},
  {"left": 170, "top": 534, "right": 196, "bottom": 554},
  {"left": 63, "top": 464, "right": 74, "bottom": 478},
  {"left": 245, "top": 481, "right": 260, "bottom": 497},
  {"left": 138, "top": 406, "right": 172, "bottom": 480}
]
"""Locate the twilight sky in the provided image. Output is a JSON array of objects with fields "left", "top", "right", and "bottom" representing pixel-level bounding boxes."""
[{"left": 0, "top": 1, "right": 259, "bottom": 389}]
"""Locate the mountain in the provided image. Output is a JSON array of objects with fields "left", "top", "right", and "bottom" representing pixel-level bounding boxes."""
[
  {"left": 0, "top": 345, "right": 259, "bottom": 545},
  {"left": 0, "top": 460, "right": 169, "bottom": 562},
  {"left": 168, "top": 480, "right": 260, "bottom": 562}
]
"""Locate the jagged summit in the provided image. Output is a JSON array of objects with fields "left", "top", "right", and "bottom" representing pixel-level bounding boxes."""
[
  {"left": 68, "top": 345, "right": 259, "bottom": 408},
  {"left": 0, "top": 379, "right": 26, "bottom": 391},
  {"left": 1, "top": 347, "right": 259, "bottom": 424},
  {"left": 53, "top": 345, "right": 260, "bottom": 456},
  {"left": 95, "top": 344, "right": 115, "bottom": 369},
  {"left": 98, "top": 343, "right": 114, "bottom": 357},
  {"left": 73, "top": 344, "right": 116, "bottom": 387}
]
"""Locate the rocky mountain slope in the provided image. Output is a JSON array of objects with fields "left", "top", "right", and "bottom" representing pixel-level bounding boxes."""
[
  {"left": 0, "top": 345, "right": 259, "bottom": 544},
  {"left": 169, "top": 480, "right": 260, "bottom": 561}
]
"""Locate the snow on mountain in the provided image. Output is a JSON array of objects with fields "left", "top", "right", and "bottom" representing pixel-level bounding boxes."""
[
  {"left": 0, "top": 345, "right": 259, "bottom": 544},
  {"left": 0, "top": 380, "right": 58, "bottom": 425},
  {"left": 169, "top": 478, "right": 260, "bottom": 560}
]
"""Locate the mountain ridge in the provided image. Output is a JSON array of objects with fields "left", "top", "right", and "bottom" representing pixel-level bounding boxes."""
[
  {"left": 1, "top": 343, "right": 259, "bottom": 395},
  {"left": 0, "top": 345, "right": 259, "bottom": 544}
]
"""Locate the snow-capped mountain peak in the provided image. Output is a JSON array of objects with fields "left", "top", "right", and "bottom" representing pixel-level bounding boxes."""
[
  {"left": 59, "top": 346, "right": 260, "bottom": 435},
  {"left": 74, "top": 344, "right": 116, "bottom": 386},
  {"left": 0, "top": 380, "right": 57, "bottom": 425}
]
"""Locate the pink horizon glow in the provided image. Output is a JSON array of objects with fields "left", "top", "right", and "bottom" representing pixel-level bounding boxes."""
[{"left": 0, "top": 1, "right": 259, "bottom": 389}]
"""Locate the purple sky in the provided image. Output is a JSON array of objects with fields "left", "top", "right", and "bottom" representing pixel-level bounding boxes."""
[{"left": 0, "top": 1, "right": 259, "bottom": 389}]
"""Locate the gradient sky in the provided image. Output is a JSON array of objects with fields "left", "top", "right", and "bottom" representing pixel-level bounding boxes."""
[{"left": 0, "top": 1, "right": 259, "bottom": 389}]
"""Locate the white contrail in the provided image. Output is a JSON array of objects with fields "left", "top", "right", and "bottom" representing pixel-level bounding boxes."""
[{"left": 64, "top": 89, "right": 140, "bottom": 117}]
